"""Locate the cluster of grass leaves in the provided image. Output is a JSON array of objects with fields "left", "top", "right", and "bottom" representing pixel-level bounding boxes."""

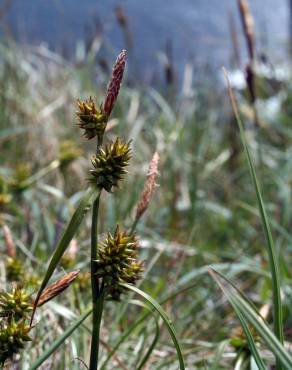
[{"left": 0, "top": 39, "right": 291, "bottom": 369}]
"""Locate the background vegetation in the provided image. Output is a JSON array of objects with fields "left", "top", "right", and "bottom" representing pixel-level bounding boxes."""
[{"left": 0, "top": 3, "right": 291, "bottom": 369}]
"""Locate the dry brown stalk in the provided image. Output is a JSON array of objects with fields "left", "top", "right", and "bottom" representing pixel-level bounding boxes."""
[
  {"left": 245, "top": 62, "right": 256, "bottom": 104},
  {"left": 2, "top": 224, "right": 16, "bottom": 258},
  {"left": 238, "top": 0, "right": 255, "bottom": 61},
  {"left": 228, "top": 10, "right": 241, "bottom": 67},
  {"left": 238, "top": 0, "right": 262, "bottom": 128}
]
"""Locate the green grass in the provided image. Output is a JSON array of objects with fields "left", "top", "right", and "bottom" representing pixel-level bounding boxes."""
[{"left": 0, "top": 39, "right": 291, "bottom": 369}]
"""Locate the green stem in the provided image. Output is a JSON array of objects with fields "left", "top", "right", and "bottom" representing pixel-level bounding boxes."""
[
  {"left": 89, "top": 286, "right": 105, "bottom": 370},
  {"left": 89, "top": 194, "right": 103, "bottom": 370},
  {"left": 130, "top": 217, "right": 139, "bottom": 234},
  {"left": 89, "top": 132, "right": 105, "bottom": 370}
]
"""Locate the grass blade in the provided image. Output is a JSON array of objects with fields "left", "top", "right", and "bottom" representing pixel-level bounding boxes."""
[
  {"left": 223, "top": 68, "right": 284, "bottom": 348},
  {"left": 31, "top": 186, "right": 100, "bottom": 324},
  {"left": 28, "top": 307, "right": 93, "bottom": 370},
  {"left": 210, "top": 268, "right": 292, "bottom": 369},
  {"left": 103, "top": 268, "right": 256, "bottom": 370},
  {"left": 99, "top": 300, "right": 159, "bottom": 370},
  {"left": 135, "top": 305, "right": 160, "bottom": 370},
  {"left": 121, "top": 283, "right": 185, "bottom": 370},
  {"left": 20, "top": 159, "right": 61, "bottom": 190},
  {"left": 99, "top": 314, "right": 145, "bottom": 370},
  {"left": 210, "top": 340, "right": 229, "bottom": 370},
  {"left": 233, "top": 307, "right": 266, "bottom": 369}
]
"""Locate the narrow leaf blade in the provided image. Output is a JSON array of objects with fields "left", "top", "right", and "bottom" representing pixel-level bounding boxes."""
[
  {"left": 121, "top": 283, "right": 185, "bottom": 370},
  {"left": 31, "top": 187, "right": 100, "bottom": 324},
  {"left": 210, "top": 268, "right": 292, "bottom": 370}
]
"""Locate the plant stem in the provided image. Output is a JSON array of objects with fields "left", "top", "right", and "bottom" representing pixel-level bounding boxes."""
[
  {"left": 89, "top": 133, "right": 105, "bottom": 370},
  {"left": 89, "top": 193, "right": 103, "bottom": 370},
  {"left": 130, "top": 218, "right": 139, "bottom": 234}
]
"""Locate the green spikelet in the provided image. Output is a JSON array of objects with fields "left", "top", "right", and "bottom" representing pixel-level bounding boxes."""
[
  {"left": 58, "top": 140, "right": 82, "bottom": 167},
  {"left": 9, "top": 163, "right": 31, "bottom": 192},
  {"left": 0, "top": 176, "right": 11, "bottom": 207},
  {"left": 0, "top": 287, "right": 32, "bottom": 320},
  {"left": 6, "top": 258, "right": 25, "bottom": 283},
  {"left": 95, "top": 225, "right": 144, "bottom": 300},
  {"left": 76, "top": 97, "right": 107, "bottom": 140},
  {"left": 0, "top": 319, "right": 32, "bottom": 365},
  {"left": 89, "top": 138, "right": 131, "bottom": 192}
]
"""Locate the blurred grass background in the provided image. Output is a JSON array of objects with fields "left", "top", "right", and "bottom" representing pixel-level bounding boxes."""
[{"left": 0, "top": 2, "right": 292, "bottom": 369}]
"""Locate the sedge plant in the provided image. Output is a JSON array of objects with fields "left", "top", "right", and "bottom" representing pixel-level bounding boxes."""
[{"left": 29, "top": 50, "right": 185, "bottom": 370}]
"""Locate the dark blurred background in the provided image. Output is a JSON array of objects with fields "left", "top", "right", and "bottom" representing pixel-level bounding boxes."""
[{"left": 0, "top": 0, "right": 290, "bottom": 78}]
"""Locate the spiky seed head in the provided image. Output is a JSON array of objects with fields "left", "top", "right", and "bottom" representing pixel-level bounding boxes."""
[
  {"left": 0, "top": 319, "right": 32, "bottom": 365},
  {"left": 8, "top": 163, "right": 31, "bottom": 192},
  {"left": 103, "top": 50, "right": 126, "bottom": 117},
  {"left": 58, "top": 140, "right": 83, "bottom": 167},
  {"left": 24, "top": 273, "right": 41, "bottom": 290},
  {"left": 89, "top": 138, "right": 131, "bottom": 192},
  {"left": 0, "top": 193, "right": 12, "bottom": 208},
  {"left": 0, "top": 177, "right": 11, "bottom": 208},
  {"left": 76, "top": 272, "right": 91, "bottom": 292},
  {"left": 6, "top": 258, "right": 25, "bottom": 283},
  {"left": 95, "top": 225, "right": 144, "bottom": 300},
  {"left": 76, "top": 97, "right": 107, "bottom": 140},
  {"left": 0, "top": 287, "right": 32, "bottom": 320}
]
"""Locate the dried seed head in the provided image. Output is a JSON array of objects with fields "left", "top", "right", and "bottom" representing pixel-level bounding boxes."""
[
  {"left": 89, "top": 138, "right": 131, "bottom": 192},
  {"left": 135, "top": 152, "right": 160, "bottom": 222},
  {"left": 103, "top": 50, "right": 127, "bottom": 117},
  {"left": 0, "top": 287, "right": 32, "bottom": 320},
  {"left": 238, "top": 0, "right": 255, "bottom": 60},
  {"left": 36, "top": 270, "right": 79, "bottom": 307},
  {"left": 95, "top": 225, "right": 144, "bottom": 300},
  {"left": 76, "top": 97, "right": 107, "bottom": 140},
  {"left": 2, "top": 225, "right": 16, "bottom": 259},
  {"left": 0, "top": 319, "right": 32, "bottom": 365}
]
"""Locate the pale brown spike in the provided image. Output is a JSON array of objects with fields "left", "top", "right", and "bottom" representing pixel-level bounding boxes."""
[
  {"left": 135, "top": 152, "right": 160, "bottom": 222},
  {"left": 3, "top": 224, "right": 16, "bottom": 258},
  {"left": 36, "top": 271, "right": 79, "bottom": 307},
  {"left": 238, "top": 0, "right": 255, "bottom": 61}
]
